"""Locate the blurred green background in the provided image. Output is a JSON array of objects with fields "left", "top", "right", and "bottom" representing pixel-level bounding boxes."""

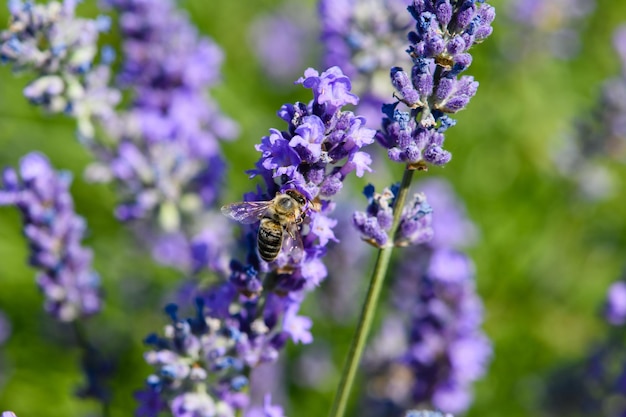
[{"left": 1, "top": 0, "right": 626, "bottom": 416}]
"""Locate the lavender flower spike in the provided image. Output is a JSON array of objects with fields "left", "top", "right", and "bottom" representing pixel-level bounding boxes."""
[
  {"left": 0, "top": 0, "right": 120, "bottom": 138},
  {"left": 137, "top": 302, "right": 243, "bottom": 417},
  {"left": 86, "top": 0, "right": 238, "bottom": 232},
  {"left": 377, "top": 0, "right": 495, "bottom": 167},
  {"left": 0, "top": 153, "right": 101, "bottom": 322},
  {"left": 242, "top": 66, "right": 376, "bottom": 288}
]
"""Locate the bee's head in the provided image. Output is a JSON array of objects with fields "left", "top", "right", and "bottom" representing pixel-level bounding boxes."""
[{"left": 285, "top": 189, "right": 306, "bottom": 207}]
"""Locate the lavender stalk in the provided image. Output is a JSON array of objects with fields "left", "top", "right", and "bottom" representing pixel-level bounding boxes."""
[
  {"left": 329, "top": 166, "right": 414, "bottom": 417},
  {"left": 330, "top": 1, "right": 495, "bottom": 416}
]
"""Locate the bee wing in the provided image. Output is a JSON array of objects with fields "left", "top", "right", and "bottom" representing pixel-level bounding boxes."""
[
  {"left": 283, "top": 222, "right": 304, "bottom": 263},
  {"left": 221, "top": 201, "right": 271, "bottom": 224}
]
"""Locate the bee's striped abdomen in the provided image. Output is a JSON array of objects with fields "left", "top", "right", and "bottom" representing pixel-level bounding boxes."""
[{"left": 257, "top": 218, "right": 284, "bottom": 262}]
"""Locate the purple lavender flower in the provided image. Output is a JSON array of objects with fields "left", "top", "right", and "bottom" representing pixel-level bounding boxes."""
[
  {"left": 0, "top": 0, "right": 120, "bottom": 137},
  {"left": 362, "top": 179, "right": 490, "bottom": 415},
  {"left": 319, "top": 0, "right": 413, "bottom": 127},
  {"left": 138, "top": 302, "right": 245, "bottom": 416},
  {"left": 364, "top": 247, "right": 490, "bottom": 415},
  {"left": 2, "top": 413, "right": 17, "bottom": 417},
  {"left": 239, "top": 66, "right": 375, "bottom": 285},
  {"left": 353, "top": 184, "right": 433, "bottom": 248},
  {"left": 0, "top": 152, "right": 101, "bottom": 322},
  {"left": 83, "top": 0, "right": 238, "bottom": 233},
  {"left": 375, "top": 0, "right": 495, "bottom": 167}
]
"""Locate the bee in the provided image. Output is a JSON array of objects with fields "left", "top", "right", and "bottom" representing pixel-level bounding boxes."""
[{"left": 221, "top": 190, "right": 307, "bottom": 262}]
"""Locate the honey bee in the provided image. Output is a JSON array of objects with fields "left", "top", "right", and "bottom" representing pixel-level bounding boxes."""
[{"left": 221, "top": 190, "right": 307, "bottom": 262}]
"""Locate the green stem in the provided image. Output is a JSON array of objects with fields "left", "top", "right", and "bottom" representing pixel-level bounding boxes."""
[{"left": 328, "top": 166, "right": 416, "bottom": 417}]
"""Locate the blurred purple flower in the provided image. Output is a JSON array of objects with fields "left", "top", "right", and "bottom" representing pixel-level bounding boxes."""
[
  {"left": 316, "top": 198, "right": 374, "bottom": 322},
  {"left": 605, "top": 281, "right": 626, "bottom": 326},
  {"left": 86, "top": 0, "right": 238, "bottom": 233},
  {"left": 248, "top": 2, "right": 319, "bottom": 84},
  {"left": 365, "top": 247, "right": 490, "bottom": 415},
  {"left": 552, "top": 24, "right": 626, "bottom": 200},
  {"left": 507, "top": 0, "right": 594, "bottom": 59},
  {"left": 0, "top": 0, "right": 120, "bottom": 137},
  {"left": 363, "top": 178, "right": 490, "bottom": 415},
  {"left": 0, "top": 152, "right": 101, "bottom": 322},
  {"left": 319, "top": 0, "right": 413, "bottom": 127},
  {"left": 2, "top": 413, "right": 17, "bottom": 417},
  {"left": 417, "top": 179, "right": 477, "bottom": 248}
]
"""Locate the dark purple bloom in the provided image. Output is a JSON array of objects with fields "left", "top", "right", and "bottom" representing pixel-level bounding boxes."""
[{"left": 0, "top": 153, "right": 101, "bottom": 322}]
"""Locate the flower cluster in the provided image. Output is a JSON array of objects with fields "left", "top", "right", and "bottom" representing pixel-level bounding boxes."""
[
  {"left": 378, "top": 0, "right": 495, "bottom": 167},
  {"left": 84, "top": 0, "right": 238, "bottom": 232},
  {"left": 363, "top": 179, "right": 491, "bottom": 415},
  {"left": 0, "top": 0, "right": 120, "bottom": 137},
  {"left": 319, "top": 0, "right": 414, "bottom": 126},
  {"left": 353, "top": 183, "right": 433, "bottom": 248},
  {"left": 242, "top": 66, "right": 376, "bottom": 285},
  {"left": 136, "top": 302, "right": 246, "bottom": 417},
  {"left": 0, "top": 153, "right": 101, "bottom": 322},
  {"left": 138, "top": 66, "right": 374, "bottom": 415}
]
